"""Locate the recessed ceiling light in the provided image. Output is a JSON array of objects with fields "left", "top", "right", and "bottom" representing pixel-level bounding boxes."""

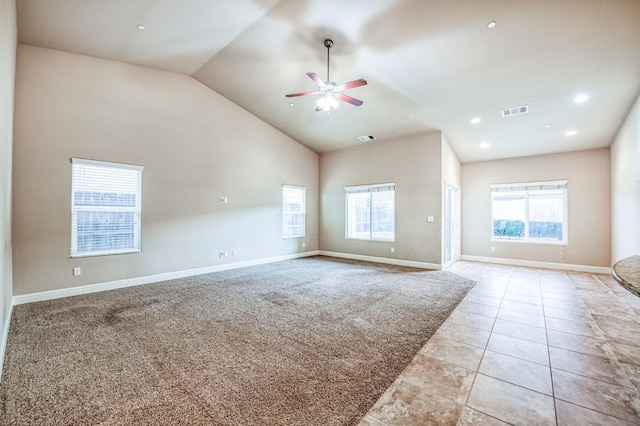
[
  {"left": 289, "top": 103, "right": 295, "bottom": 107},
  {"left": 544, "top": 124, "right": 551, "bottom": 128},
  {"left": 136, "top": 24, "right": 145, "bottom": 30},
  {"left": 487, "top": 21, "right": 497, "bottom": 29},
  {"left": 574, "top": 94, "right": 589, "bottom": 103},
  {"left": 480, "top": 142, "right": 490, "bottom": 149},
  {"left": 471, "top": 117, "right": 482, "bottom": 124},
  {"left": 565, "top": 130, "right": 577, "bottom": 136}
]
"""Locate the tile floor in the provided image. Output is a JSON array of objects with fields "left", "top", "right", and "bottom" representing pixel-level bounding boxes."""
[{"left": 359, "top": 261, "right": 640, "bottom": 425}]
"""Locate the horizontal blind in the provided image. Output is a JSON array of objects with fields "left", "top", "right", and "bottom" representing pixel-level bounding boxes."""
[
  {"left": 71, "top": 158, "right": 143, "bottom": 257},
  {"left": 490, "top": 180, "right": 567, "bottom": 193},
  {"left": 345, "top": 183, "right": 395, "bottom": 194}
]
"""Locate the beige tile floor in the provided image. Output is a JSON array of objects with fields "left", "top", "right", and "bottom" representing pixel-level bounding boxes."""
[{"left": 359, "top": 261, "right": 640, "bottom": 425}]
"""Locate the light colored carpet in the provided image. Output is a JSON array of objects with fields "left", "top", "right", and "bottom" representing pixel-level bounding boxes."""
[{"left": 0, "top": 256, "right": 475, "bottom": 425}]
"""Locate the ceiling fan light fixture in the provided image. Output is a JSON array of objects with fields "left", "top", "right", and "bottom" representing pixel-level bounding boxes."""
[{"left": 317, "top": 93, "right": 339, "bottom": 112}]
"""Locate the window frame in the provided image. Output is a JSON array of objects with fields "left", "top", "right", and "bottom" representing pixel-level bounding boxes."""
[
  {"left": 71, "top": 158, "right": 143, "bottom": 258},
  {"left": 490, "top": 180, "right": 568, "bottom": 245},
  {"left": 345, "top": 183, "right": 395, "bottom": 242},
  {"left": 282, "top": 184, "right": 306, "bottom": 239}
]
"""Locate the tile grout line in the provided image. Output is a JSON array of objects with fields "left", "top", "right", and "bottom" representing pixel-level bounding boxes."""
[
  {"left": 541, "top": 270, "right": 563, "bottom": 426},
  {"left": 461, "top": 264, "right": 511, "bottom": 420}
]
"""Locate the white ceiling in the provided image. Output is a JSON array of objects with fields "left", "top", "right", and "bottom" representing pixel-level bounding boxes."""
[{"left": 16, "top": 0, "right": 640, "bottom": 162}]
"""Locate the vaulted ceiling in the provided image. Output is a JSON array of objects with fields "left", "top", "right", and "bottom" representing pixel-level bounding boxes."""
[{"left": 16, "top": 0, "right": 640, "bottom": 162}]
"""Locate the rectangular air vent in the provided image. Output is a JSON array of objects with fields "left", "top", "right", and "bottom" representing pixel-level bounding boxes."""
[
  {"left": 501, "top": 105, "right": 528, "bottom": 117},
  {"left": 358, "top": 135, "right": 376, "bottom": 142}
]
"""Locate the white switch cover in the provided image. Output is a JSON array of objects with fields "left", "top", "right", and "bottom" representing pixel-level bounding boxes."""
[
  {"left": 427, "top": 216, "right": 434, "bottom": 222},
  {"left": 73, "top": 267, "right": 81, "bottom": 276}
]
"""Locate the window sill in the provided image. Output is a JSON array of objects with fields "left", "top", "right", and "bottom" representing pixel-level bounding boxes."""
[{"left": 71, "top": 249, "right": 141, "bottom": 258}]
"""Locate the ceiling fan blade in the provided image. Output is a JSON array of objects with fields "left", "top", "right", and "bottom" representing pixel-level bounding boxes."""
[
  {"left": 335, "top": 93, "right": 364, "bottom": 107},
  {"left": 335, "top": 78, "right": 367, "bottom": 92},
  {"left": 307, "top": 72, "right": 327, "bottom": 89},
  {"left": 285, "top": 91, "right": 324, "bottom": 98}
]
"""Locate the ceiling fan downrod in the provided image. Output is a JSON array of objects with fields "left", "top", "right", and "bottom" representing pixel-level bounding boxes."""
[{"left": 324, "top": 39, "right": 333, "bottom": 83}]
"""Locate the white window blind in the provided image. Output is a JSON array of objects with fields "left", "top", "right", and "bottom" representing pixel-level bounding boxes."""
[
  {"left": 71, "top": 158, "right": 143, "bottom": 257},
  {"left": 345, "top": 183, "right": 395, "bottom": 241},
  {"left": 282, "top": 185, "right": 306, "bottom": 239},
  {"left": 489, "top": 180, "right": 568, "bottom": 192}
]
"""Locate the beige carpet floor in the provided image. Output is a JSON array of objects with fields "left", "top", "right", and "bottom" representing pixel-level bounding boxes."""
[{"left": 0, "top": 256, "right": 475, "bottom": 425}]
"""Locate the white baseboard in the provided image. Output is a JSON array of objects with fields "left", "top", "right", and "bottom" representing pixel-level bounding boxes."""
[
  {"left": 0, "top": 303, "right": 13, "bottom": 383},
  {"left": 13, "top": 251, "right": 320, "bottom": 305},
  {"left": 319, "top": 251, "right": 441, "bottom": 270},
  {"left": 460, "top": 255, "right": 610, "bottom": 274}
]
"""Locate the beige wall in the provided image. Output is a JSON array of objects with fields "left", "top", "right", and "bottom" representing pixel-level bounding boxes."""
[
  {"left": 461, "top": 149, "right": 611, "bottom": 267},
  {"left": 12, "top": 45, "right": 319, "bottom": 295},
  {"left": 611, "top": 92, "right": 640, "bottom": 263},
  {"left": 0, "top": 0, "right": 16, "bottom": 346},
  {"left": 319, "top": 132, "right": 445, "bottom": 266},
  {"left": 441, "top": 134, "right": 461, "bottom": 188}
]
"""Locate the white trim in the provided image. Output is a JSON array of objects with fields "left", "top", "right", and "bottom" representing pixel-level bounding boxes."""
[
  {"left": 460, "top": 255, "right": 610, "bottom": 274},
  {"left": 0, "top": 303, "right": 13, "bottom": 383},
  {"left": 71, "top": 157, "right": 143, "bottom": 171},
  {"left": 489, "top": 180, "right": 567, "bottom": 192},
  {"left": 13, "top": 251, "right": 320, "bottom": 305},
  {"left": 320, "top": 251, "right": 441, "bottom": 270},
  {"left": 345, "top": 183, "right": 395, "bottom": 193}
]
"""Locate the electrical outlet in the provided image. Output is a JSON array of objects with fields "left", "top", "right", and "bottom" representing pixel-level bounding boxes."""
[
  {"left": 73, "top": 267, "right": 81, "bottom": 276},
  {"left": 491, "top": 246, "right": 495, "bottom": 252},
  {"left": 219, "top": 251, "right": 226, "bottom": 258},
  {"left": 302, "top": 242, "right": 306, "bottom": 248},
  {"left": 390, "top": 247, "right": 395, "bottom": 253},
  {"left": 232, "top": 250, "right": 238, "bottom": 257}
]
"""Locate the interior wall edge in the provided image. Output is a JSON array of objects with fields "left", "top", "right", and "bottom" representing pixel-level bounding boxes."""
[{"left": 0, "top": 303, "right": 13, "bottom": 383}]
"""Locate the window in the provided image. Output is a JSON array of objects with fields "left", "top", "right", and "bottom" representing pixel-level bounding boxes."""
[
  {"left": 71, "top": 158, "right": 143, "bottom": 257},
  {"left": 346, "top": 183, "right": 395, "bottom": 241},
  {"left": 491, "top": 180, "right": 567, "bottom": 244},
  {"left": 282, "top": 185, "right": 306, "bottom": 238}
]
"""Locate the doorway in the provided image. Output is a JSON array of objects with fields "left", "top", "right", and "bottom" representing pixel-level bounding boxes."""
[{"left": 444, "top": 183, "right": 460, "bottom": 266}]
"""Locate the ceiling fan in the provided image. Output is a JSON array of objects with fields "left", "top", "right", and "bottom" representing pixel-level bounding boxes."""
[{"left": 286, "top": 39, "right": 367, "bottom": 112}]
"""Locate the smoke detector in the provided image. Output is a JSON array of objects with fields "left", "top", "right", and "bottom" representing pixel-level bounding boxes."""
[
  {"left": 501, "top": 105, "right": 528, "bottom": 117},
  {"left": 358, "top": 135, "right": 376, "bottom": 142}
]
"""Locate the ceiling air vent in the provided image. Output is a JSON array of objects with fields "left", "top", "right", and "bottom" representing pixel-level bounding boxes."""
[
  {"left": 501, "top": 105, "right": 528, "bottom": 118},
  {"left": 358, "top": 135, "right": 376, "bottom": 142}
]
